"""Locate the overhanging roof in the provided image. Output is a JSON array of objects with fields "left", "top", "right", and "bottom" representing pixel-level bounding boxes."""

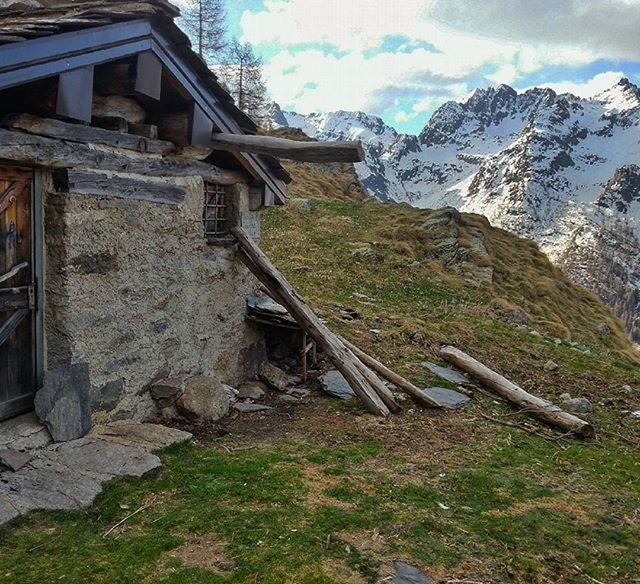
[{"left": 0, "top": 1, "right": 290, "bottom": 202}]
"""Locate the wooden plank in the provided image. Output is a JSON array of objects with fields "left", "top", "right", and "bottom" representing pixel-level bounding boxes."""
[
  {"left": 0, "top": 261, "right": 28, "bottom": 285},
  {"left": 232, "top": 226, "right": 393, "bottom": 416},
  {"left": 0, "top": 129, "right": 244, "bottom": 184},
  {"left": 2, "top": 114, "right": 175, "bottom": 155},
  {"left": 438, "top": 346, "right": 594, "bottom": 438},
  {"left": 210, "top": 133, "right": 365, "bottom": 163},
  {"left": 0, "top": 287, "right": 30, "bottom": 311},
  {"left": 190, "top": 103, "right": 214, "bottom": 147},
  {"left": 54, "top": 169, "right": 186, "bottom": 206},
  {"left": 56, "top": 66, "right": 95, "bottom": 123}
]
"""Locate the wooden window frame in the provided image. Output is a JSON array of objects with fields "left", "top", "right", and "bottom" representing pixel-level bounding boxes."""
[{"left": 203, "top": 181, "right": 235, "bottom": 244}]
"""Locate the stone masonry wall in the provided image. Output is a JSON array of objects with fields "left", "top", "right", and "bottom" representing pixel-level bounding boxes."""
[{"left": 43, "top": 171, "right": 266, "bottom": 421}]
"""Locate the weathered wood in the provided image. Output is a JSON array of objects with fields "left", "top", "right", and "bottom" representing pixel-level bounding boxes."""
[
  {"left": 438, "top": 345, "right": 594, "bottom": 438},
  {"left": 232, "top": 226, "right": 392, "bottom": 416},
  {"left": 211, "top": 133, "right": 365, "bottom": 163},
  {"left": 0, "top": 262, "right": 28, "bottom": 285},
  {"left": 340, "top": 337, "right": 443, "bottom": 408},
  {"left": 0, "top": 309, "right": 28, "bottom": 348},
  {"left": 53, "top": 169, "right": 186, "bottom": 206},
  {"left": 0, "top": 182, "right": 18, "bottom": 215},
  {"left": 0, "top": 129, "right": 244, "bottom": 184},
  {"left": 2, "top": 114, "right": 174, "bottom": 155},
  {"left": 0, "top": 287, "right": 30, "bottom": 311}
]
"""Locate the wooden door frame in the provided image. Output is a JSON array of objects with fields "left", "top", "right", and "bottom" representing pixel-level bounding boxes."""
[
  {"left": 0, "top": 163, "right": 44, "bottom": 414},
  {"left": 33, "top": 167, "right": 45, "bottom": 389}
]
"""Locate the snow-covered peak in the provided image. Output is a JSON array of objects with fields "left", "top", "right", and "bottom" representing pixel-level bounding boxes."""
[{"left": 594, "top": 77, "right": 640, "bottom": 113}]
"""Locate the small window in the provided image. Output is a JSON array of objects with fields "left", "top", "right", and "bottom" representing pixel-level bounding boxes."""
[{"left": 203, "top": 182, "right": 232, "bottom": 241}]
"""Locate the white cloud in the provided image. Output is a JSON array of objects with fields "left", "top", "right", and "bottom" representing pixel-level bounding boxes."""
[
  {"left": 235, "top": 0, "right": 637, "bottom": 126},
  {"left": 527, "top": 71, "right": 628, "bottom": 98}
]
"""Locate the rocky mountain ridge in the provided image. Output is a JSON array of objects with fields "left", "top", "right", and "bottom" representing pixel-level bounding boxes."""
[{"left": 266, "top": 79, "right": 640, "bottom": 341}]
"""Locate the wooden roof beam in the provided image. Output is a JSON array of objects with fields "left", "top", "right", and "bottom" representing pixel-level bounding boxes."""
[{"left": 210, "top": 133, "right": 365, "bottom": 163}]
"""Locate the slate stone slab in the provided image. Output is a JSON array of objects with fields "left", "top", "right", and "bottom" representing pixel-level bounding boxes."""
[
  {"left": 35, "top": 363, "right": 92, "bottom": 442},
  {"left": 233, "top": 403, "right": 273, "bottom": 413},
  {"left": 421, "top": 361, "right": 470, "bottom": 384},
  {"left": 320, "top": 370, "right": 356, "bottom": 400},
  {"left": 0, "top": 413, "right": 51, "bottom": 450},
  {"left": 422, "top": 387, "right": 471, "bottom": 410},
  {"left": 0, "top": 449, "right": 32, "bottom": 471},
  {"left": 0, "top": 495, "right": 20, "bottom": 525},
  {"left": 393, "top": 560, "right": 433, "bottom": 584}
]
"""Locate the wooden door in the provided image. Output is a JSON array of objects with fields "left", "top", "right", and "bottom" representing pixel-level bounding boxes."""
[{"left": 0, "top": 166, "right": 36, "bottom": 421}]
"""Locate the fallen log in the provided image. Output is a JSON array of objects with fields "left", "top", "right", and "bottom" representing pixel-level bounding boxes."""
[
  {"left": 211, "top": 133, "right": 364, "bottom": 163},
  {"left": 438, "top": 345, "right": 594, "bottom": 438},
  {"left": 339, "top": 336, "right": 443, "bottom": 408},
  {"left": 232, "top": 226, "right": 394, "bottom": 416}
]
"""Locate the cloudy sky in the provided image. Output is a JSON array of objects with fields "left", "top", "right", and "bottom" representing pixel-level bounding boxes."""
[{"left": 222, "top": 0, "right": 640, "bottom": 134}]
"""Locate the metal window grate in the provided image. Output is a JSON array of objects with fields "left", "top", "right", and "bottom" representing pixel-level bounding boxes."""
[{"left": 203, "top": 182, "right": 230, "bottom": 238}]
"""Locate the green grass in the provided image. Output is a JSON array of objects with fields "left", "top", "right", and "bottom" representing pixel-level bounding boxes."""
[{"left": 1, "top": 162, "right": 639, "bottom": 582}]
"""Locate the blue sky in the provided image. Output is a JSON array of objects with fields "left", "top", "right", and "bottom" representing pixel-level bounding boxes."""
[{"left": 224, "top": 0, "right": 640, "bottom": 134}]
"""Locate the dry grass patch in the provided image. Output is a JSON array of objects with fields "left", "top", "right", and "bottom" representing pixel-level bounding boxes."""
[{"left": 168, "top": 536, "right": 235, "bottom": 573}]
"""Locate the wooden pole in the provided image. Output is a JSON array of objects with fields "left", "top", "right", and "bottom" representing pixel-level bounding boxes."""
[
  {"left": 438, "top": 345, "right": 594, "bottom": 438},
  {"left": 211, "top": 133, "right": 364, "bottom": 163},
  {"left": 340, "top": 337, "right": 443, "bottom": 408},
  {"left": 232, "top": 227, "right": 392, "bottom": 416}
]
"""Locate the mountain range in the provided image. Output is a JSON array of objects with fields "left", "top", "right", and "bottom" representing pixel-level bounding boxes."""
[{"left": 266, "top": 79, "right": 640, "bottom": 342}]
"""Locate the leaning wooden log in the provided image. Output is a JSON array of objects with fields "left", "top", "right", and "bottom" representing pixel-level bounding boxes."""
[
  {"left": 232, "top": 226, "right": 394, "bottom": 416},
  {"left": 0, "top": 129, "right": 244, "bottom": 184},
  {"left": 340, "top": 337, "right": 443, "bottom": 408},
  {"left": 1, "top": 114, "right": 175, "bottom": 155},
  {"left": 438, "top": 345, "right": 594, "bottom": 438},
  {"left": 211, "top": 133, "right": 365, "bottom": 163}
]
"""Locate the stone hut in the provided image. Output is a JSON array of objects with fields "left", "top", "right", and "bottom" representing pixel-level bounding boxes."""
[{"left": 0, "top": 0, "right": 295, "bottom": 423}]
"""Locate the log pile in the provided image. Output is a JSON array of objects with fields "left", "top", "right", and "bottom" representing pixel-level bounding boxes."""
[
  {"left": 232, "top": 227, "right": 443, "bottom": 416},
  {"left": 233, "top": 228, "right": 595, "bottom": 437}
]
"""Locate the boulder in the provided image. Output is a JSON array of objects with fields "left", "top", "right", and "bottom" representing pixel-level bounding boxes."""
[
  {"left": 237, "top": 381, "right": 267, "bottom": 400},
  {"left": 34, "top": 363, "right": 92, "bottom": 443},
  {"left": 175, "top": 377, "right": 230, "bottom": 422},
  {"left": 288, "top": 198, "right": 317, "bottom": 212},
  {"left": 544, "top": 360, "right": 559, "bottom": 372},
  {"left": 258, "top": 362, "right": 292, "bottom": 392},
  {"left": 561, "top": 397, "right": 593, "bottom": 413},
  {"left": 150, "top": 377, "right": 185, "bottom": 408}
]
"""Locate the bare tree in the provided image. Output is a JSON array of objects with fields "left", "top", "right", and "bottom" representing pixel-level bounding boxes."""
[
  {"left": 217, "top": 38, "right": 268, "bottom": 124},
  {"left": 180, "top": 0, "right": 227, "bottom": 64}
]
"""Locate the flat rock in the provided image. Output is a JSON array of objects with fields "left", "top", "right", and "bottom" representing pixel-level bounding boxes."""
[
  {"left": 421, "top": 361, "right": 470, "bottom": 385},
  {"left": 35, "top": 363, "right": 92, "bottom": 442},
  {"left": 320, "top": 370, "right": 355, "bottom": 400},
  {"left": 89, "top": 421, "right": 192, "bottom": 452},
  {"left": 258, "top": 362, "right": 292, "bottom": 392},
  {"left": 176, "top": 376, "right": 230, "bottom": 422},
  {"left": 233, "top": 402, "right": 273, "bottom": 413},
  {"left": 237, "top": 381, "right": 267, "bottom": 400},
  {"left": 393, "top": 560, "right": 433, "bottom": 584},
  {"left": 0, "top": 413, "right": 51, "bottom": 450},
  {"left": 288, "top": 198, "right": 317, "bottom": 212},
  {"left": 39, "top": 438, "right": 161, "bottom": 481},
  {"left": 0, "top": 449, "right": 32, "bottom": 471},
  {"left": 422, "top": 387, "right": 471, "bottom": 410}
]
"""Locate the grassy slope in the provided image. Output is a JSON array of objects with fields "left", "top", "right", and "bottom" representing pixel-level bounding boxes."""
[{"left": 0, "top": 162, "right": 638, "bottom": 584}]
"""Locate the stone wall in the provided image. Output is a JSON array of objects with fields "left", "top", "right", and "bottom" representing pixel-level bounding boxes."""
[{"left": 43, "top": 171, "right": 266, "bottom": 420}]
